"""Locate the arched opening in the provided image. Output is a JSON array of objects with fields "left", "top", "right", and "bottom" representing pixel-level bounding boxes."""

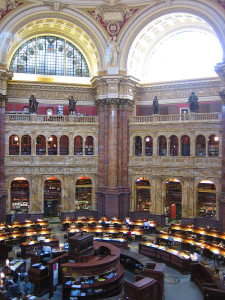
[
  {"left": 11, "top": 177, "right": 29, "bottom": 213},
  {"left": 135, "top": 177, "right": 151, "bottom": 212},
  {"left": 44, "top": 177, "right": 61, "bottom": 217},
  {"left": 75, "top": 176, "right": 92, "bottom": 210},
  {"left": 60, "top": 135, "right": 69, "bottom": 155},
  {"left": 197, "top": 180, "right": 216, "bottom": 218},
  {"left": 134, "top": 136, "right": 142, "bottom": 156},
  {"left": 169, "top": 135, "right": 178, "bottom": 156},
  {"left": 158, "top": 135, "right": 167, "bottom": 156},
  {"left": 74, "top": 136, "right": 83, "bottom": 155},
  {"left": 21, "top": 135, "right": 31, "bottom": 155},
  {"left": 36, "top": 135, "right": 46, "bottom": 155},
  {"left": 208, "top": 135, "right": 219, "bottom": 157},
  {"left": 9, "top": 135, "right": 19, "bottom": 155},
  {"left": 181, "top": 135, "right": 190, "bottom": 156},
  {"left": 145, "top": 136, "right": 153, "bottom": 156},
  {"left": 196, "top": 135, "right": 206, "bottom": 157},
  {"left": 165, "top": 179, "right": 182, "bottom": 220},
  {"left": 47, "top": 108, "right": 53, "bottom": 116},
  {"left": 47, "top": 135, "right": 57, "bottom": 155},
  {"left": 85, "top": 136, "right": 94, "bottom": 155}
]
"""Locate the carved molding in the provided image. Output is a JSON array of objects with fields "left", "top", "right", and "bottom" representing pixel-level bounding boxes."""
[
  {"left": 95, "top": 98, "right": 134, "bottom": 110},
  {"left": 43, "top": 1, "right": 68, "bottom": 11},
  {"left": 89, "top": 1, "right": 138, "bottom": 37}
]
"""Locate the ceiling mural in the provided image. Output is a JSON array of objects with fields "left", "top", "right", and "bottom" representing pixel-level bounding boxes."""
[{"left": 0, "top": 1, "right": 23, "bottom": 20}]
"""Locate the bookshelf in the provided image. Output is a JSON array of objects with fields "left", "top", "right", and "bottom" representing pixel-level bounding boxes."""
[{"left": 11, "top": 180, "right": 29, "bottom": 213}]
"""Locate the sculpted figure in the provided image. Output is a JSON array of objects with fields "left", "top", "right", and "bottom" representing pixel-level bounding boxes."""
[
  {"left": 153, "top": 96, "right": 159, "bottom": 114},
  {"left": 29, "top": 94, "right": 39, "bottom": 113},
  {"left": 106, "top": 36, "right": 119, "bottom": 67},
  {"left": 68, "top": 96, "right": 77, "bottom": 115},
  {"left": 188, "top": 92, "right": 199, "bottom": 113}
]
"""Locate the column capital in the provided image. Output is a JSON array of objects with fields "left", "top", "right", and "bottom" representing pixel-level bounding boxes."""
[
  {"left": 215, "top": 62, "right": 225, "bottom": 86},
  {"left": 0, "top": 69, "right": 12, "bottom": 81},
  {"left": 91, "top": 74, "right": 139, "bottom": 101},
  {"left": 0, "top": 93, "right": 8, "bottom": 108}
]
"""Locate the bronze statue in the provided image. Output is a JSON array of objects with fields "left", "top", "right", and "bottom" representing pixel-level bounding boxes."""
[
  {"left": 68, "top": 96, "right": 77, "bottom": 115},
  {"left": 29, "top": 94, "right": 39, "bottom": 113},
  {"left": 188, "top": 92, "right": 199, "bottom": 113},
  {"left": 153, "top": 96, "right": 159, "bottom": 114}
]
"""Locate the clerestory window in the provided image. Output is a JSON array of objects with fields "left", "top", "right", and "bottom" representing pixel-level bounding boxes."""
[{"left": 10, "top": 36, "right": 89, "bottom": 77}]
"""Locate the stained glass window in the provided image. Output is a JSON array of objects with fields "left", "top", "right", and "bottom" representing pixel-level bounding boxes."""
[{"left": 10, "top": 36, "right": 89, "bottom": 77}]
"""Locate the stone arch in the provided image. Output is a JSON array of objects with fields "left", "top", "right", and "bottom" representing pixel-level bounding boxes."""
[
  {"left": 0, "top": 4, "right": 107, "bottom": 75},
  {"left": 118, "top": 1, "right": 225, "bottom": 77}
]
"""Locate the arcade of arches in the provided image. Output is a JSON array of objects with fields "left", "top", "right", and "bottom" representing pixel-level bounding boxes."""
[{"left": 0, "top": 0, "right": 225, "bottom": 231}]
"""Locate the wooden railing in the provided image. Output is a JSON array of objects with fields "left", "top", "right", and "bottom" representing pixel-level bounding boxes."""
[
  {"left": 5, "top": 113, "right": 98, "bottom": 123},
  {"left": 129, "top": 113, "right": 222, "bottom": 123}
]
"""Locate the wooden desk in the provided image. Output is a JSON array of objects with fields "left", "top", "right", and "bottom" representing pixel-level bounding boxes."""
[
  {"left": 21, "top": 239, "right": 59, "bottom": 257},
  {"left": 139, "top": 242, "right": 192, "bottom": 274},
  {"left": 28, "top": 265, "right": 49, "bottom": 297}
]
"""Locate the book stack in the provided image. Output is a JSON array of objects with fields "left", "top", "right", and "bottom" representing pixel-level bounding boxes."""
[{"left": 57, "top": 105, "right": 63, "bottom": 115}]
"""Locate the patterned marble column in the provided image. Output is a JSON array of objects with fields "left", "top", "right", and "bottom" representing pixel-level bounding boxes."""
[
  {"left": 92, "top": 75, "right": 137, "bottom": 218},
  {"left": 215, "top": 62, "right": 225, "bottom": 230},
  {"left": 0, "top": 94, "right": 8, "bottom": 222}
]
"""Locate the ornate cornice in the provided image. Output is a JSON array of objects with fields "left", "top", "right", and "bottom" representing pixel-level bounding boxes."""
[{"left": 95, "top": 98, "right": 134, "bottom": 110}]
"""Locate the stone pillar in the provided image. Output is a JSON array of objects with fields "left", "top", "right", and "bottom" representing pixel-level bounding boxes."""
[
  {"left": 92, "top": 75, "right": 138, "bottom": 218},
  {"left": 0, "top": 94, "right": 8, "bottom": 222},
  {"left": 215, "top": 62, "right": 225, "bottom": 230},
  {"left": 0, "top": 69, "right": 11, "bottom": 222}
]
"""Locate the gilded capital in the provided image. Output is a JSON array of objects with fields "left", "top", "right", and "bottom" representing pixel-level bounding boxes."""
[{"left": 0, "top": 70, "right": 12, "bottom": 81}]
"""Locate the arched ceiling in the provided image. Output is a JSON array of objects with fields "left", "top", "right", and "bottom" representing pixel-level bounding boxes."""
[
  {"left": 7, "top": 17, "right": 100, "bottom": 77},
  {"left": 127, "top": 12, "right": 218, "bottom": 81}
]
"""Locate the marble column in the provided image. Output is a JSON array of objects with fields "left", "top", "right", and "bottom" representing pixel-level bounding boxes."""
[
  {"left": 92, "top": 75, "right": 137, "bottom": 218},
  {"left": 0, "top": 94, "right": 8, "bottom": 222}
]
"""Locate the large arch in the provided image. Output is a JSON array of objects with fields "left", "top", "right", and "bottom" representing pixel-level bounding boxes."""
[
  {"left": 118, "top": 1, "right": 225, "bottom": 78},
  {"left": 0, "top": 3, "right": 108, "bottom": 75}
]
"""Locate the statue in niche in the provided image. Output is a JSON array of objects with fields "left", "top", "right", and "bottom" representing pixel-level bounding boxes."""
[
  {"left": 188, "top": 91, "right": 199, "bottom": 113},
  {"left": 153, "top": 96, "right": 159, "bottom": 114},
  {"left": 68, "top": 96, "right": 77, "bottom": 115},
  {"left": 106, "top": 36, "right": 119, "bottom": 67},
  {"left": 29, "top": 94, "right": 39, "bottom": 113}
]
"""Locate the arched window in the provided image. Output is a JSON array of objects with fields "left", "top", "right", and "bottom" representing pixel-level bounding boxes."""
[
  {"left": 21, "top": 135, "right": 31, "bottom": 155},
  {"left": 134, "top": 136, "right": 142, "bottom": 156},
  {"left": 9, "top": 135, "right": 19, "bottom": 155},
  {"left": 36, "top": 135, "right": 46, "bottom": 155},
  {"left": 75, "top": 176, "right": 92, "bottom": 210},
  {"left": 145, "top": 136, "right": 153, "bottom": 156},
  {"left": 11, "top": 177, "right": 29, "bottom": 213},
  {"left": 60, "top": 135, "right": 69, "bottom": 155},
  {"left": 181, "top": 135, "right": 190, "bottom": 156},
  {"left": 208, "top": 135, "right": 219, "bottom": 157},
  {"left": 10, "top": 36, "right": 89, "bottom": 77},
  {"left": 74, "top": 136, "right": 83, "bottom": 155},
  {"left": 47, "top": 108, "right": 53, "bottom": 116},
  {"left": 22, "top": 107, "right": 29, "bottom": 114},
  {"left": 158, "top": 135, "right": 167, "bottom": 156},
  {"left": 169, "top": 135, "right": 178, "bottom": 156},
  {"left": 135, "top": 177, "right": 151, "bottom": 211},
  {"left": 197, "top": 180, "right": 216, "bottom": 218},
  {"left": 196, "top": 135, "right": 206, "bottom": 157},
  {"left": 48, "top": 135, "right": 57, "bottom": 155},
  {"left": 85, "top": 136, "right": 94, "bottom": 155}
]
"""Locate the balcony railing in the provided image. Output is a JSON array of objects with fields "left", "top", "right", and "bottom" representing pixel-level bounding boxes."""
[
  {"left": 5, "top": 113, "right": 98, "bottom": 123},
  {"left": 129, "top": 113, "right": 222, "bottom": 123}
]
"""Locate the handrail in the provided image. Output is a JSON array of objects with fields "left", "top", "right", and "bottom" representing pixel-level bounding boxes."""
[
  {"left": 129, "top": 113, "right": 221, "bottom": 123},
  {"left": 5, "top": 113, "right": 98, "bottom": 123}
]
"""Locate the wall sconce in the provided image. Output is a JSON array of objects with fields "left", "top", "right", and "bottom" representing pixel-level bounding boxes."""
[
  {"left": 214, "top": 136, "right": 219, "bottom": 142},
  {"left": 48, "top": 136, "right": 53, "bottom": 142}
]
